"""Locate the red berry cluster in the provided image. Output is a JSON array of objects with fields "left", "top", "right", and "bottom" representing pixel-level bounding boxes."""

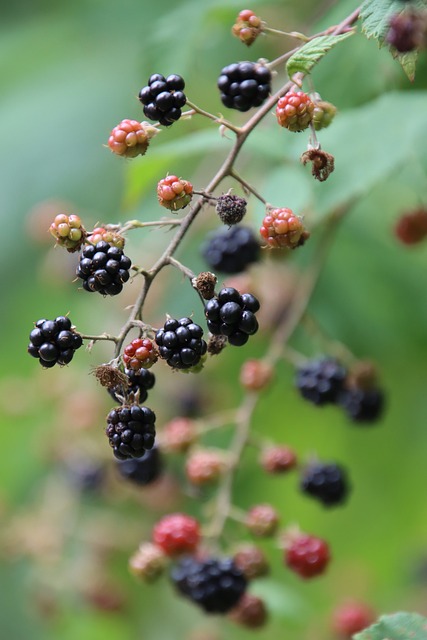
[
  {"left": 157, "top": 175, "right": 193, "bottom": 211},
  {"left": 123, "top": 338, "right": 158, "bottom": 370},
  {"left": 276, "top": 91, "right": 315, "bottom": 132},
  {"left": 260, "top": 207, "right": 309, "bottom": 249},
  {"left": 231, "top": 9, "right": 262, "bottom": 46}
]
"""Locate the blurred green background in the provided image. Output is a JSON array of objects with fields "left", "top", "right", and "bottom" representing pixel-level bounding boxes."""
[{"left": 2, "top": 0, "right": 427, "bottom": 639}]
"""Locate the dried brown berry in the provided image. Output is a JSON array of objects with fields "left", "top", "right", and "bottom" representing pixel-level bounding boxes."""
[
  {"left": 193, "top": 272, "right": 217, "bottom": 300},
  {"left": 301, "top": 148, "right": 335, "bottom": 182},
  {"left": 229, "top": 593, "right": 268, "bottom": 628}
]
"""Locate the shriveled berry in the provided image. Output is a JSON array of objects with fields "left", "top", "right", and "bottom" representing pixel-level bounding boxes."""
[
  {"left": 108, "top": 119, "right": 159, "bottom": 158},
  {"left": 284, "top": 532, "right": 330, "bottom": 578},
  {"left": 157, "top": 175, "right": 193, "bottom": 211},
  {"left": 123, "top": 338, "right": 157, "bottom": 370},
  {"left": 215, "top": 194, "right": 247, "bottom": 226},
  {"left": 260, "top": 207, "right": 308, "bottom": 249},
  {"left": 245, "top": 504, "right": 279, "bottom": 537},
  {"left": 276, "top": 91, "right": 315, "bottom": 132},
  {"left": 153, "top": 513, "right": 200, "bottom": 556}
]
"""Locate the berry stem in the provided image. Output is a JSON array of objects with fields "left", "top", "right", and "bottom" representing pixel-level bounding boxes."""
[
  {"left": 120, "top": 219, "right": 182, "bottom": 232},
  {"left": 185, "top": 99, "right": 241, "bottom": 134},
  {"left": 263, "top": 27, "right": 310, "bottom": 41},
  {"left": 79, "top": 332, "right": 118, "bottom": 343},
  {"left": 230, "top": 170, "right": 268, "bottom": 205},
  {"left": 167, "top": 256, "right": 196, "bottom": 280}
]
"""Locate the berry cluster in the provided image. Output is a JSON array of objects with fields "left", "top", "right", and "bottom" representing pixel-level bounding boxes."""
[
  {"left": 123, "top": 338, "right": 157, "bottom": 370},
  {"left": 107, "top": 119, "right": 159, "bottom": 158},
  {"left": 171, "top": 556, "right": 247, "bottom": 613},
  {"left": 76, "top": 241, "right": 132, "bottom": 296},
  {"left": 217, "top": 62, "right": 271, "bottom": 112},
  {"left": 117, "top": 445, "right": 162, "bottom": 486},
  {"left": 155, "top": 318, "right": 207, "bottom": 370},
  {"left": 276, "top": 91, "right": 315, "bottom": 132},
  {"left": 231, "top": 9, "right": 262, "bottom": 46},
  {"left": 139, "top": 74, "right": 186, "bottom": 127},
  {"left": 205, "top": 287, "right": 260, "bottom": 346},
  {"left": 106, "top": 405, "right": 156, "bottom": 460},
  {"left": 157, "top": 175, "right": 193, "bottom": 211},
  {"left": 109, "top": 367, "right": 155, "bottom": 404},
  {"left": 49, "top": 213, "right": 86, "bottom": 252},
  {"left": 300, "top": 462, "right": 350, "bottom": 507},
  {"left": 260, "top": 207, "right": 308, "bottom": 249},
  {"left": 202, "top": 225, "right": 260, "bottom": 274},
  {"left": 28, "top": 316, "right": 83, "bottom": 368},
  {"left": 88, "top": 226, "right": 125, "bottom": 249}
]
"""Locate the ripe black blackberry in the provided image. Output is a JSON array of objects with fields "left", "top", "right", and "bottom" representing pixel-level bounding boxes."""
[
  {"left": 155, "top": 317, "right": 207, "bottom": 370},
  {"left": 106, "top": 405, "right": 156, "bottom": 460},
  {"left": 138, "top": 74, "right": 186, "bottom": 127},
  {"left": 339, "top": 387, "right": 385, "bottom": 423},
  {"left": 27, "top": 316, "right": 83, "bottom": 368},
  {"left": 171, "top": 556, "right": 247, "bottom": 614},
  {"left": 76, "top": 241, "right": 131, "bottom": 296},
  {"left": 296, "top": 357, "right": 347, "bottom": 406},
  {"left": 109, "top": 368, "right": 156, "bottom": 404},
  {"left": 204, "top": 287, "right": 260, "bottom": 346},
  {"left": 217, "top": 61, "right": 271, "bottom": 112},
  {"left": 116, "top": 445, "right": 162, "bottom": 485},
  {"left": 202, "top": 225, "right": 260, "bottom": 274},
  {"left": 300, "top": 462, "right": 350, "bottom": 507}
]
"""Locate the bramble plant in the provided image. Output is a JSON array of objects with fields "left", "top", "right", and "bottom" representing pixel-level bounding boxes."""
[{"left": 21, "top": 0, "right": 427, "bottom": 637}]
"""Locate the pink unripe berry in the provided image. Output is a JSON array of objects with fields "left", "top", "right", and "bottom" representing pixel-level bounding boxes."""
[
  {"left": 157, "top": 175, "right": 193, "bottom": 211},
  {"left": 129, "top": 542, "right": 167, "bottom": 582},
  {"left": 161, "top": 417, "right": 198, "bottom": 453},
  {"left": 245, "top": 504, "right": 279, "bottom": 537},
  {"left": 240, "top": 359, "right": 273, "bottom": 391},
  {"left": 260, "top": 446, "right": 297, "bottom": 474},
  {"left": 260, "top": 207, "right": 308, "bottom": 249},
  {"left": 108, "top": 119, "right": 159, "bottom": 158},
  {"left": 152, "top": 513, "right": 200, "bottom": 556},
  {"left": 331, "top": 600, "right": 376, "bottom": 638},
  {"left": 185, "top": 449, "right": 226, "bottom": 486}
]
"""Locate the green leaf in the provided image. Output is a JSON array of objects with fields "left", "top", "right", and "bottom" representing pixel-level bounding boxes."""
[
  {"left": 286, "top": 32, "right": 354, "bottom": 78},
  {"left": 354, "top": 612, "right": 427, "bottom": 640},
  {"left": 360, "top": 0, "right": 425, "bottom": 79}
]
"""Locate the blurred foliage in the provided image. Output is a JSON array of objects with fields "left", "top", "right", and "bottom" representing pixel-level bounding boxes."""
[{"left": 2, "top": 0, "right": 427, "bottom": 639}]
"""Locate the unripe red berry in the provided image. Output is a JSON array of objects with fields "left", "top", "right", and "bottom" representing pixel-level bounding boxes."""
[
  {"left": 161, "top": 417, "right": 198, "bottom": 453},
  {"left": 108, "top": 119, "right": 159, "bottom": 158},
  {"left": 231, "top": 10, "right": 262, "bottom": 46},
  {"left": 245, "top": 504, "right": 279, "bottom": 537},
  {"left": 276, "top": 91, "right": 314, "bottom": 132},
  {"left": 88, "top": 226, "right": 125, "bottom": 249},
  {"left": 233, "top": 544, "right": 270, "bottom": 579},
  {"left": 240, "top": 359, "right": 273, "bottom": 391},
  {"left": 129, "top": 542, "right": 167, "bottom": 581},
  {"left": 260, "top": 207, "right": 308, "bottom": 249},
  {"left": 284, "top": 532, "right": 330, "bottom": 578},
  {"left": 331, "top": 600, "right": 376, "bottom": 638},
  {"left": 123, "top": 338, "right": 158, "bottom": 370},
  {"left": 152, "top": 513, "right": 200, "bottom": 556},
  {"left": 157, "top": 175, "right": 193, "bottom": 211},
  {"left": 229, "top": 593, "right": 268, "bottom": 628},
  {"left": 260, "top": 446, "right": 297, "bottom": 474},
  {"left": 49, "top": 213, "right": 87, "bottom": 252},
  {"left": 395, "top": 207, "right": 427, "bottom": 244},
  {"left": 185, "top": 449, "right": 226, "bottom": 486}
]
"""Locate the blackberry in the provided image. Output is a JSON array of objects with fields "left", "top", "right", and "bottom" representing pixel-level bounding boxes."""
[
  {"left": 217, "top": 61, "right": 271, "bottom": 112},
  {"left": 155, "top": 317, "right": 207, "bottom": 370},
  {"left": 296, "top": 358, "right": 347, "bottom": 406},
  {"left": 171, "top": 556, "right": 247, "bottom": 614},
  {"left": 76, "top": 241, "right": 132, "bottom": 296},
  {"left": 202, "top": 225, "right": 260, "bottom": 274},
  {"left": 215, "top": 194, "right": 247, "bottom": 226},
  {"left": 339, "top": 387, "right": 385, "bottom": 423},
  {"left": 300, "top": 462, "right": 350, "bottom": 507},
  {"left": 109, "top": 367, "right": 155, "bottom": 404},
  {"left": 204, "top": 287, "right": 260, "bottom": 346},
  {"left": 116, "top": 445, "right": 162, "bottom": 485},
  {"left": 28, "top": 316, "right": 83, "bottom": 368},
  {"left": 138, "top": 74, "right": 186, "bottom": 127},
  {"left": 105, "top": 405, "right": 156, "bottom": 460}
]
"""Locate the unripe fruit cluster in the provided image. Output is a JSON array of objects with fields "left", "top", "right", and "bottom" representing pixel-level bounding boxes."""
[
  {"left": 123, "top": 338, "right": 158, "bottom": 370},
  {"left": 157, "top": 175, "right": 193, "bottom": 211},
  {"left": 108, "top": 119, "right": 159, "bottom": 158},
  {"left": 231, "top": 9, "right": 262, "bottom": 46},
  {"left": 49, "top": 213, "right": 86, "bottom": 252},
  {"left": 276, "top": 91, "right": 315, "bottom": 132},
  {"left": 260, "top": 207, "right": 308, "bottom": 249}
]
